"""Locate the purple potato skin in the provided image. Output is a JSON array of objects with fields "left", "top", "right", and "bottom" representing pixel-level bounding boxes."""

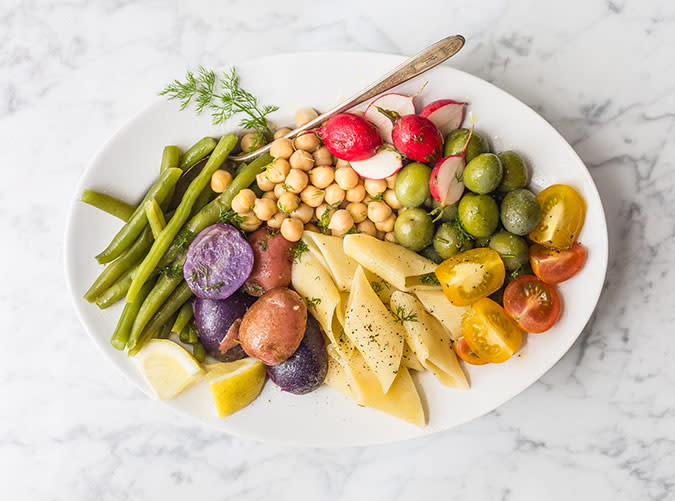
[
  {"left": 193, "top": 291, "right": 256, "bottom": 361},
  {"left": 267, "top": 315, "right": 328, "bottom": 395},
  {"left": 184, "top": 223, "right": 254, "bottom": 300}
]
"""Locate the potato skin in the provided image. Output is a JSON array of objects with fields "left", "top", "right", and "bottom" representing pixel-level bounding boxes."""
[
  {"left": 243, "top": 228, "right": 295, "bottom": 296},
  {"left": 238, "top": 287, "right": 307, "bottom": 365}
]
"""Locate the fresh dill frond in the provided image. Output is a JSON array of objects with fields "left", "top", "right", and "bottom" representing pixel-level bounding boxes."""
[
  {"left": 289, "top": 240, "right": 309, "bottom": 263},
  {"left": 370, "top": 281, "right": 383, "bottom": 293},
  {"left": 304, "top": 297, "right": 322, "bottom": 310},
  {"left": 157, "top": 264, "right": 182, "bottom": 280},
  {"left": 175, "top": 229, "right": 195, "bottom": 251},
  {"left": 391, "top": 305, "right": 418, "bottom": 324},
  {"left": 419, "top": 273, "right": 440, "bottom": 286},
  {"left": 160, "top": 66, "right": 278, "bottom": 137},
  {"left": 318, "top": 201, "right": 341, "bottom": 232}
]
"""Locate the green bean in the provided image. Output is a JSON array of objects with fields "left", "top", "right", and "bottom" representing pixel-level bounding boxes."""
[
  {"left": 179, "top": 137, "right": 217, "bottom": 171},
  {"left": 129, "top": 255, "right": 186, "bottom": 343},
  {"left": 144, "top": 199, "right": 166, "bottom": 238},
  {"left": 171, "top": 302, "right": 194, "bottom": 334},
  {"left": 128, "top": 281, "right": 193, "bottom": 355},
  {"left": 158, "top": 152, "right": 273, "bottom": 267},
  {"left": 84, "top": 226, "right": 154, "bottom": 302},
  {"left": 178, "top": 324, "right": 190, "bottom": 344},
  {"left": 110, "top": 279, "right": 155, "bottom": 350},
  {"left": 190, "top": 186, "right": 215, "bottom": 219},
  {"left": 95, "top": 167, "right": 182, "bottom": 264},
  {"left": 126, "top": 134, "right": 237, "bottom": 303},
  {"left": 95, "top": 264, "right": 138, "bottom": 309},
  {"left": 187, "top": 321, "right": 199, "bottom": 344},
  {"left": 160, "top": 145, "right": 180, "bottom": 172},
  {"left": 192, "top": 342, "right": 206, "bottom": 363},
  {"left": 81, "top": 190, "right": 135, "bottom": 221},
  {"left": 156, "top": 312, "right": 177, "bottom": 339}
]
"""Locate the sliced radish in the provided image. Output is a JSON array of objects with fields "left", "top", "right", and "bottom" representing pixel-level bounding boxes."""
[
  {"left": 350, "top": 147, "right": 403, "bottom": 180},
  {"left": 420, "top": 99, "right": 467, "bottom": 135},
  {"left": 364, "top": 93, "right": 416, "bottom": 143},
  {"left": 429, "top": 155, "right": 465, "bottom": 205}
]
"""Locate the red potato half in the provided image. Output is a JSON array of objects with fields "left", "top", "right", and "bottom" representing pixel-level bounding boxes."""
[
  {"left": 364, "top": 93, "right": 417, "bottom": 143},
  {"left": 243, "top": 227, "right": 295, "bottom": 296},
  {"left": 419, "top": 99, "right": 467, "bottom": 135}
]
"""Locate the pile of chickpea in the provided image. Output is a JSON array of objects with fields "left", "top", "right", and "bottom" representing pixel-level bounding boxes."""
[{"left": 209, "top": 107, "right": 404, "bottom": 243}]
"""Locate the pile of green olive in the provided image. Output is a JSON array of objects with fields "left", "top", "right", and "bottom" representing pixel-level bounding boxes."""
[{"left": 391, "top": 128, "right": 542, "bottom": 281}]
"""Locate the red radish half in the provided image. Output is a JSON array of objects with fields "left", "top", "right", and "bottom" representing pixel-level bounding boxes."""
[
  {"left": 315, "top": 113, "right": 382, "bottom": 161},
  {"left": 420, "top": 99, "right": 467, "bottom": 135},
  {"left": 430, "top": 156, "right": 465, "bottom": 205},
  {"left": 350, "top": 147, "right": 403, "bottom": 180},
  {"left": 392, "top": 114, "right": 444, "bottom": 163},
  {"left": 364, "top": 93, "right": 416, "bottom": 143}
]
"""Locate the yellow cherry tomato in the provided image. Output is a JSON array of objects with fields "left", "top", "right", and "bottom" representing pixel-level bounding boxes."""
[
  {"left": 435, "top": 248, "right": 505, "bottom": 306},
  {"left": 461, "top": 298, "right": 523, "bottom": 363},
  {"left": 529, "top": 184, "right": 586, "bottom": 249}
]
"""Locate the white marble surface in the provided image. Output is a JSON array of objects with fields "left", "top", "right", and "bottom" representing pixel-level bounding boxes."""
[{"left": 2, "top": 0, "right": 674, "bottom": 499}]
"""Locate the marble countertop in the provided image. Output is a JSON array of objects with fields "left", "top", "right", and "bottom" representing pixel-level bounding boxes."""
[{"left": 2, "top": 0, "right": 674, "bottom": 499}]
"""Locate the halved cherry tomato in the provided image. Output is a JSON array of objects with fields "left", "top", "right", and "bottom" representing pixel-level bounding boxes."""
[
  {"left": 503, "top": 275, "right": 561, "bottom": 333},
  {"left": 453, "top": 337, "right": 488, "bottom": 365},
  {"left": 530, "top": 242, "right": 587, "bottom": 284},
  {"left": 461, "top": 298, "right": 522, "bottom": 363},
  {"left": 529, "top": 184, "right": 586, "bottom": 249},
  {"left": 435, "top": 248, "right": 505, "bottom": 306}
]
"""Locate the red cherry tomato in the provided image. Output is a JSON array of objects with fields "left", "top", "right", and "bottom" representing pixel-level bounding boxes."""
[
  {"left": 503, "top": 275, "right": 561, "bottom": 333},
  {"left": 453, "top": 337, "right": 488, "bottom": 365},
  {"left": 529, "top": 242, "right": 587, "bottom": 284}
]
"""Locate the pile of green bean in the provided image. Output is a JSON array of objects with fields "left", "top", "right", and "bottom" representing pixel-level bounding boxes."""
[{"left": 81, "top": 134, "right": 273, "bottom": 358}]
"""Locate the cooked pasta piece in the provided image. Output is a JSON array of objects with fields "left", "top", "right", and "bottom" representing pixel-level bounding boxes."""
[
  {"left": 413, "top": 288, "right": 468, "bottom": 340},
  {"left": 303, "top": 231, "right": 359, "bottom": 291}
]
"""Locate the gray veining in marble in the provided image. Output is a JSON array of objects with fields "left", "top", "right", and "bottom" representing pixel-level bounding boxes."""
[{"left": 1, "top": 0, "right": 674, "bottom": 500}]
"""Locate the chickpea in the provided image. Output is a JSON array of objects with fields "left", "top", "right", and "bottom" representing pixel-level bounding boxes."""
[
  {"left": 274, "top": 182, "right": 287, "bottom": 199},
  {"left": 364, "top": 178, "right": 387, "bottom": 198},
  {"left": 328, "top": 209, "right": 354, "bottom": 235},
  {"left": 295, "top": 107, "right": 319, "bottom": 128},
  {"left": 291, "top": 203, "right": 314, "bottom": 224},
  {"left": 375, "top": 230, "right": 386, "bottom": 240},
  {"left": 368, "top": 200, "right": 392, "bottom": 223},
  {"left": 262, "top": 191, "right": 276, "bottom": 200},
  {"left": 335, "top": 167, "right": 359, "bottom": 190},
  {"left": 357, "top": 219, "right": 377, "bottom": 236},
  {"left": 309, "top": 166, "right": 335, "bottom": 189},
  {"left": 241, "top": 132, "right": 264, "bottom": 153},
  {"left": 240, "top": 211, "right": 262, "bottom": 232},
  {"left": 252, "top": 197, "right": 277, "bottom": 221},
  {"left": 267, "top": 211, "right": 287, "bottom": 229},
  {"left": 385, "top": 231, "right": 397, "bottom": 243},
  {"left": 281, "top": 217, "right": 304, "bottom": 242},
  {"left": 284, "top": 169, "right": 309, "bottom": 194},
  {"left": 313, "top": 146, "right": 334, "bottom": 166},
  {"left": 274, "top": 127, "right": 292, "bottom": 140},
  {"left": 345, "top": 183, "right": 366, "bottom": 203},
  {"left": 305, "top": 223, "right": 321, "bottom": 233},
  {"left": 211, "top": 169, "right": 232, "bottom": 193},
  {"left": 346, "top": 202, "right": 368, "bottom": 223},
  {"left": 289, "top": 149, "right": 314, "bottom": 171},
  {"left": 277, "top": 192, "right": 300, "bottom": 214},
  {"left": 231, "top": 189, "right": 256, "bottom": 214},
  {"left": 300, "top": 185, "right": 325, "bottom": 208},
  {"left": 266, "top": 158, "right": 291, "bottom": 184},
  {"left": 324, "top": 183, "right": 346, "bottom": 205},
  {"left": 269, "top": 138, "right": 294, "bottom": 159},
  {"left": 315, "top": 203, "right": 336, "bottom": 224},
  {"left": 294, "top": 133, "right": 321, "bottom": 153},
  {"left": 385, "top": 173, "right": 397, "bottom": 189},
  {"left": 256, "top": 172, "right": 275, "bottom": 192},
  {"left": 375, "top": 214, "right": 396, "bottom": 233},
  {"left": 335, "top": 158, "right": 351, "bottom": 169},
  {"left": 383, "top": 189, "right": 402, "bottom": 209}
]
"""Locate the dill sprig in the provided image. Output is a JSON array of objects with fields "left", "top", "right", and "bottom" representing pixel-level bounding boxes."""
[
  {"left": 159, "top": 66, "right": 278, "bottom": 137},
  {"left": 419, "top": 273, "right": 440, "bottom": 286},
  {"left": 218, "top": 208, "right": 245, "bottom": 233},
  {"left": 391, "top": 305, "right": 418, "bottom": 324},
  {"left": 175, "top": 229, "right": 195, "bottom": 251},
  {"left": 289, "top": 240, "right": 310, "bottom": 263},
  {"left": 304, "top": 297, "right": 322, "bottom": 310},
  {"left": 157, "top": 264, "right": 182, "bottom": 280}
]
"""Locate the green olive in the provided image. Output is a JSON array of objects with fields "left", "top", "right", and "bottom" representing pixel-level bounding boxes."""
[
  {"left": 420, "top": 245, "right": 444, "bottom": 264},
  {"left": 474, "top": 236, "right": 491, "bottom": 248},
  {"left": 463, "top": 153, "right": 503, "bottom": 194},
  {"left": 488, "top": 230, "right": 529, "bottom": 271},
  {"left": 500, "top": 188, "right": 541, "bottom": 236},
  {"left": 394, "top": 208, "right": 434, "bottom": 251},
  {"left": 433, "top": 222, "right": 474, "bottom": 259},
  {"left": 457, "top": 193, "right": 500, "bottom": 238},
  {"left": 444, "top": 128, "right": 489, "bottom": 163},
  {"left": 497, "top": 151, "right": 529, "bottom": 192},
  {"left": 394, "top": 162, "right": 432, "bottom": 208},
  {"left": 430, "top": 199, "right": 458, "bottom": 222}
]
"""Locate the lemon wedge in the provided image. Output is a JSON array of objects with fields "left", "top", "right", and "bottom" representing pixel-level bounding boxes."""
[
  {"left": 205, "top": 358, "right": 267, "bottom": 417},
  {"left": 133, "top": 339, "right": 204, "bottom": 400}
]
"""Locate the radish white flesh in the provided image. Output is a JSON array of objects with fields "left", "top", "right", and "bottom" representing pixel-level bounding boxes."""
[
  {"left": 420, "top": 99, "right": 467, "bottom": 135},
  {"left": 350, "top": 147, "right": 403, "bottom": 180},
  {"left": 364, "top": 93, "right": 416, "bottom": 143},
  {"left": 431, "top": 155, "right": 465, "bottom": 205}
]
